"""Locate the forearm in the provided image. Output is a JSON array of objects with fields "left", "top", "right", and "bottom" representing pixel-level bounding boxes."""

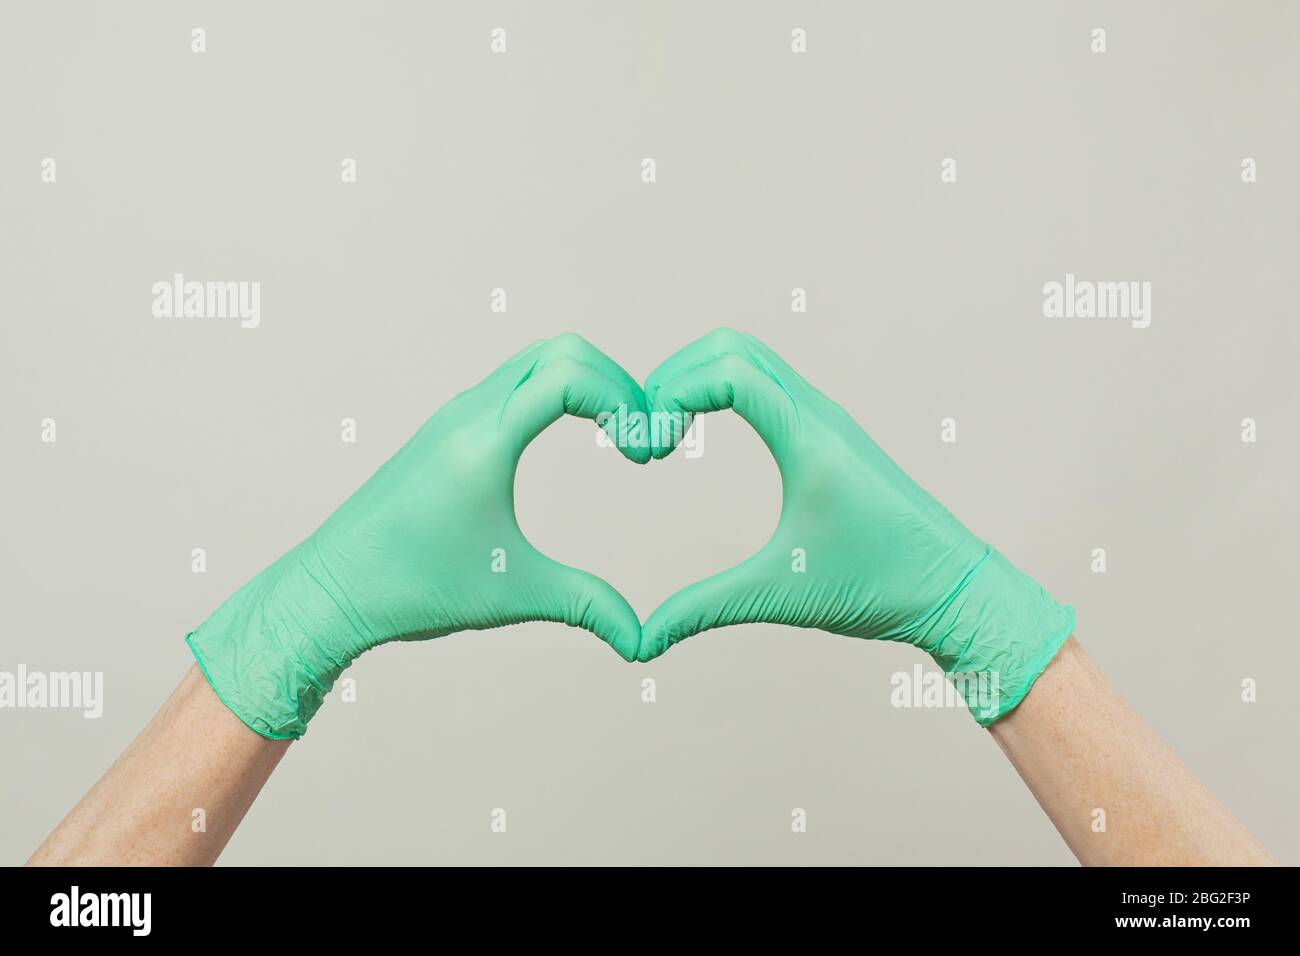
[
  {"left": 990, "top": 636, "right": 1274, "bottom": 866},
  {"left": 27, "top": 666, "right": 289, "bottom": 866}
]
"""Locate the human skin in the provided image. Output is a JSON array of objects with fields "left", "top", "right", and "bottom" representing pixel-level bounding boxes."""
[
  {"left": 28, "top": 639, "right": 1276, "bottom": 865},
  {"left": 27, "top": 666, "right": 288, "bottom": 866},
  {"left": 989, "top": 636, "right": 1275, "bottom": 866},
  {"left": 23, "top": 329, "right": 1278, "bottom": 866}
]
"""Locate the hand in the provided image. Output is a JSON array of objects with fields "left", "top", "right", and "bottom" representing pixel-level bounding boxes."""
[
  {"left": 638, "top": 329, "right": 1074, "bottom": 725},
  {"left": 187, "top": 334, "right": 649, "bottom": 738}
]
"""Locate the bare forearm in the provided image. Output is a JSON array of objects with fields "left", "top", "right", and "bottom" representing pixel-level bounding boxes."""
[
  {"left": 990, "top": 636, "right": 1274, "bottom": 866},
  {"left": 27, "top": 666, "right": 289, "bottom": 866}
]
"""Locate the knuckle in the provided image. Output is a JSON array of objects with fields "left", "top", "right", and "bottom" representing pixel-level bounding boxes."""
[
  {"left": 546, "top": 332, "right": 591, "bottom": 356},
  {"left": 718, "top": 353, "right": 750, "bottom": 378},
  {"left": 705, "top": 327, "right": 745, "bottom": 350},
  {"left": 546, "top": 355, "right": 585, "bottom": 377}
]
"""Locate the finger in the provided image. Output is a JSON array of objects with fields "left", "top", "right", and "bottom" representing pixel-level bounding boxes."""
[
  {"left": 501, "top": 354, "right": 651, "bottom": 464},
  {"left": 540, "top": 332, "right": 645, "bottom": 403},
  {"left": 480, "top": 339, "right": 550, "bottom": 389},
  {"left": 539, "top": 560, "right": 643, "bottom": 662},
  {"left": 644, "top": 328, "right": 799, "bottom": 460},
  {"left": 644, "top": 326, "right": 794, "bottom": 406},
  {"left": 637, "top": 555, "right": 778, "bottom": 661},
  {"left": 643, "top": 327, "right": 751, "bottom": 404},
  {"left": 647, "top": 353, "right": 797, "bottom": 463},
  {"left": 537, "top": 334, "right": 653, "bottom": 463}
]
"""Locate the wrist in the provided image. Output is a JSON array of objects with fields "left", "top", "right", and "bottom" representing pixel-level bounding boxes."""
[
  {"left": 186, "top": 544, "right": 366, "bottom": 739},
  {"left": 914, "top": 547, "right": 1075, "bottom": 727}
]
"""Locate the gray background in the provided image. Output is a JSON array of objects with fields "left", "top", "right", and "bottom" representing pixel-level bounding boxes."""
[{"left": 2, "top": 1, "right": 1297, "bottom": 865}]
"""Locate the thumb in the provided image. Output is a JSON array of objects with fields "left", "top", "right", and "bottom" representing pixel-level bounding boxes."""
[
  {"left": 638, "top": 556, "right": 778, "bottom": 662},
  {"left": 539, "top": 560, "right": 643, "bottom": 662}
]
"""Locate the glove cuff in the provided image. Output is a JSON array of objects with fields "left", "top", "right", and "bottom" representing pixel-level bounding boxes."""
[
  {"left": 918, "top": 547, "right": 1075, "bottom": 727},
  {"left": 185, "top": 547, "right": 362, "bottom": 739}
]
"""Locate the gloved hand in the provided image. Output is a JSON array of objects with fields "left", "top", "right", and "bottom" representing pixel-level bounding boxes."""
[
  {"left": 187, "top": 334, "right": 649, "bottom": 739},
  {"left": 638, "top": 329, "right": 1074, "bottom": 726}
]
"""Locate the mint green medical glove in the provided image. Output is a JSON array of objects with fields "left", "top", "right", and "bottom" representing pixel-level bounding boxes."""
[
  {"left": 638, "top": 329, "right": 1074, "bottom": 726},
  {"left": 187, "top": 334, "right": 649, "bottom": 739}
]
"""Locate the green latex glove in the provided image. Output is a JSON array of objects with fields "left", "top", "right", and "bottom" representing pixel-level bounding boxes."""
[
  {"left": 187, "top": 334, "right": 648, "bottom": 739},
  {"left": 639, "top": 329, "right": 1074, "bottom": 726}
]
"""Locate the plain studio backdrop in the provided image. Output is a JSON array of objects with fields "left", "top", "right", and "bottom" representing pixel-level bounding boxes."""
[{"left": 1, "top": 1, "right": 1297, "bottom": 865}]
